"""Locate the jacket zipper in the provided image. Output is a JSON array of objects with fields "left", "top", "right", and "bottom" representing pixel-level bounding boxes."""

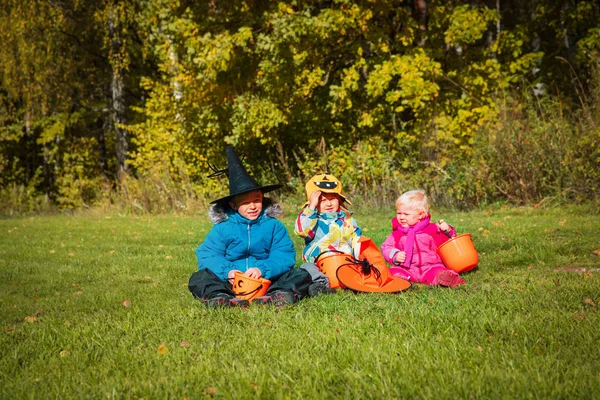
[{"left": 246, "top": 224, "right": 251, "bottom": 271}]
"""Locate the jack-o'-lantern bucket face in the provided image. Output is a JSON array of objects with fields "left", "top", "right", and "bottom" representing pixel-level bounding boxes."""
[{"left": 232, "top": 272, "right": 271, "bottom": 301}]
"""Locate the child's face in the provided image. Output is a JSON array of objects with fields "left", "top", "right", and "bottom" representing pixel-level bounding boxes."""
[
  {"left": 396, "top": 204, "right": 426, "bottom": 227},
  {"left": 230, "top": 190, "right": 263, "bottom": 220},
  {"left": 318, "top": 193, "right": 341, "bottom": 213}
]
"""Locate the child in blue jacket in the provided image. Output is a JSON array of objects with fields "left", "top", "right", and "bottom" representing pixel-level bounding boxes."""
[{"left": 188, "top": 146, "right": 326, "bottom": 308}]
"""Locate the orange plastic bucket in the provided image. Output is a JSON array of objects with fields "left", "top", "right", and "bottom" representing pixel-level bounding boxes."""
[
  {"left": 315, "top": 251, "right": 352, "bottom": 289},
  {"left": 436, "top": 233, "right": 478, "bottom": 273},
  {"left": 232, "top": 272, "right": 271, "bottom": 301}
]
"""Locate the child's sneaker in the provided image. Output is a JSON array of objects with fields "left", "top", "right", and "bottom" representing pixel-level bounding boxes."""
[
  {"left": 206, "top": 294, "right": 249, "bottom": 308},
  {"left": 254, "top": 291, "right": 296, "bottom": 307},
  {"left": 308, "top": 283, "right": 336, "bottom": 297},
  {"left": 435, "top": 270, "right": 466, "bottom": 288}
]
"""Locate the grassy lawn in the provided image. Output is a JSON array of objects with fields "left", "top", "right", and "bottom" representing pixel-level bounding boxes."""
[{"left": 1, "top": 204, "right": 599, "bottom": 399}]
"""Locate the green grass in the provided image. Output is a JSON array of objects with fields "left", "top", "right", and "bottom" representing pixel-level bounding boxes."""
[{"left": 1, "top": 205, "right": 599, "bottom": 399}]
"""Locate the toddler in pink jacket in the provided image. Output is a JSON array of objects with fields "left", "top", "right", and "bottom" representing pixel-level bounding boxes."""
[{"left": 381, "top": 190, "right": 466, "bottom": 287}]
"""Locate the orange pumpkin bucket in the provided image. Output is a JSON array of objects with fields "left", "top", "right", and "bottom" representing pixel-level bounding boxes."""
[
  {"left": 232, "top": 272, "right": 271, "bottom": 301},
  {"left": 315, "top": 250, "right": 352, "bottom": 289},
  {"left": 436, "top": 233, "right": 478, "bottom": 273}
]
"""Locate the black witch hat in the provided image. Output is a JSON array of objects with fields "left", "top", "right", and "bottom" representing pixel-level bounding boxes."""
[{"left": 209, "top": 146, "right": 282, "bottom": 205}]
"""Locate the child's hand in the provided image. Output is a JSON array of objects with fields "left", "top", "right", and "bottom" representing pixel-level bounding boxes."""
[
  {"left": 228, "top": 269, "right": 242, "bottom": 280},
  {"left": 245, "top": 267, "right": 262, "bottom": 279},
  {"left": 437, "top": 219, "right": 451, "bottom": 232},
  {"left": 309, "top": 190, "right": 322, "bottom": 210},
  {"left": 394, "top": 251, "right": 406, "bottom": 264}
]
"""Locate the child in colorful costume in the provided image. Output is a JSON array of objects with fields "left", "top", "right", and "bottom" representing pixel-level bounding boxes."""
[
  {"left": 295, "top": 173, "right": 361, "bottom": 263},
  {"left": 188, "top": 146, "right": 325, "bottom": 308},
  {"left": 381, "top": 190, "right": 466, "bottom": 287},
  {"left": 295, "top": 173, "right": 410, "bottom": 293}
]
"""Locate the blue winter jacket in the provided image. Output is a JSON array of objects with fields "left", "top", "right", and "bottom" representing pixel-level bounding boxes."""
[{"left": 195, "top": 200, "right": 296, "bottom": 281}]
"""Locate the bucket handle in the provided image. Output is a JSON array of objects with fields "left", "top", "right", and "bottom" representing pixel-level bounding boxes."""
[
  {"left": 315, "top": 249, "right": 381, "bottom": 278},
  {"left": 314, "top": 249, "right": 348, "bottom": 264}
]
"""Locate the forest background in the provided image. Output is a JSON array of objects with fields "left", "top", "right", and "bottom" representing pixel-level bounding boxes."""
[{"left": 1, "top": 0, "right": 599, "bottom": 215}]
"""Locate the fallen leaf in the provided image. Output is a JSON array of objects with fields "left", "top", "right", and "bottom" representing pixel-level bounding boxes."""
[
  {"left": 64, "top": 321, "right": 71, "bottom": 327},
  {"left": 68, "top": 252, "right": 75, "bottom": 257},
  {"left": 59, "top": 349, "right": 69, "bottom": 358},
  {"left": 74, "top": 291, "right": 83, "bottom": 295},
  {"left": 24, "top": 316, "right": 37, "bottom": 323},
  {"left": 122, "top": 300, "right": 131, "bottom": 307},
  {"left": 157, "top": 343, "right": 169, "bottom": 355},
  {"left": 49, "top": 250, "right": 55, "bottom": 254},
  {"left": 571, "top": 311, "right": 585, "bottom": 320},
  {"left": 583, "top": 298, "right": 596, "bottom": 307},
  {"left": 204, "top": 387, "right": 217, "bottom": 397},
  {"left": 592, "top": 249, "right": 600, "bottom": 256},
  {"left": 165, "top": 255, "right": 173, "bottom": 260},
  {"left": 264, "top": 322, "right": 271, "bottom": 326},
  {"left": 109, "top": 250, "right": 115, "bottom": 254},
  {"left": 251, "top": 383, "right": 259, "bottom": 391},
  {"left": 180, "top": 341, "right": 190, "bottom": 348}
]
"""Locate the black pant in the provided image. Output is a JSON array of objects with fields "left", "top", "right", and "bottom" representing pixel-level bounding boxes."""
[{"left": 188, "top": 268, "right": 313, "bottom": 301}]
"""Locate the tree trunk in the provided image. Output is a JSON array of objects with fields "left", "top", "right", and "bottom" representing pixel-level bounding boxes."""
[
  {"left": 98, "top": 114, "right": 109, "bottom": 181},
  {"left": 109, "top": 12, "right": 128, "bottom": 183},
  {"left": 413, "top": 0, "right": 428, "bottom": 47}
]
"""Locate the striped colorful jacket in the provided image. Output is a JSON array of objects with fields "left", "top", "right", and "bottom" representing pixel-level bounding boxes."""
[{"left": 294, "top": 207, "right": 362, "bottom": 262}]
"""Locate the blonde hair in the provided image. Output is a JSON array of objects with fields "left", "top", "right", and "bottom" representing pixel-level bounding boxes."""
[{"left": 395, "top": 190, "right": 430, "bottom": 213}]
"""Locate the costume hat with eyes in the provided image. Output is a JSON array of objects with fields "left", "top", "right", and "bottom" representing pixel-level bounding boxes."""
[
  {"left": 304, "top": 173, "right": 351, "bottom": 206},
  {"left": 210, "top": 146, "right": 281, "bottom": 205}
]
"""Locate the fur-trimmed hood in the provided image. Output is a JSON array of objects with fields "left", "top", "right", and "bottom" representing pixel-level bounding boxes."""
[{"left": 208, "top": 197, "right": 283, "bottom": 225}]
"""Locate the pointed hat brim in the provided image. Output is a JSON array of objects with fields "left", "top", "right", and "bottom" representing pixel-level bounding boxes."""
[{"left": 210, "top": 184, "right": 282, "bottom": 204}]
